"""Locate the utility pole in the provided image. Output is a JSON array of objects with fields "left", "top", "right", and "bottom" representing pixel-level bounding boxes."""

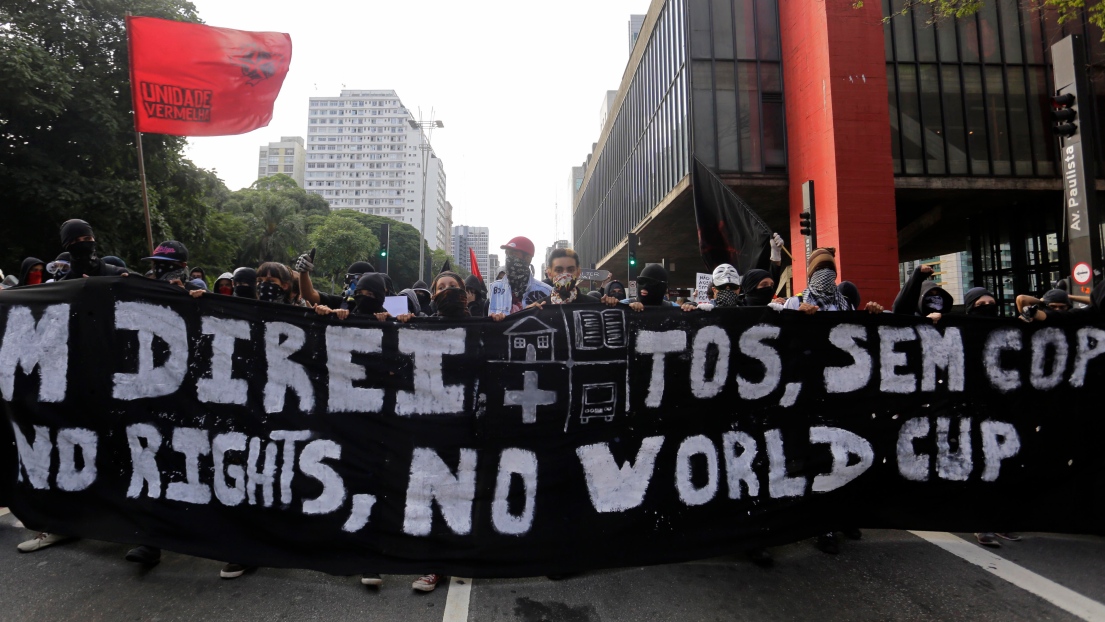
[{"left": 409, "top": 111, "right": 445, "bottom": 283}]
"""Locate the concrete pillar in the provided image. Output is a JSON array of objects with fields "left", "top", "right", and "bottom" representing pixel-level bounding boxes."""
[{"left": 779, "top": 0, "right": 900, "bottom": 307}]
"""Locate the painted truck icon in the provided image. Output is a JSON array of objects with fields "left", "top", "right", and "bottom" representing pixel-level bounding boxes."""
[{"left": 580, "top": 383, "right": 617, "bottom": 423}]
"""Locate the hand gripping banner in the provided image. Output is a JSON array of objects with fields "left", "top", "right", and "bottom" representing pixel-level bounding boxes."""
[{"left": 2, "top": 278, "right": 1105, "bottom": 577}]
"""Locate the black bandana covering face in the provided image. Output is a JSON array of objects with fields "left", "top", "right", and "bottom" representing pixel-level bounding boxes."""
[
  {"left": 434, "top": 287, "right": 470, "bottom": 318},
  {"left": 257, "top": 281, "right": 288, "bottom": 303},
  {"left": 743, "top": 287, "right": 774, "bottom": 307},
  {"left": 506, "top": 256, "right": 530, "bottom": 296},
  {"left": 969, "top": 303, "right": 999, "bottom": 318},
  {"left": 713, "top": 289, "right": 741, "bottom": 307}
]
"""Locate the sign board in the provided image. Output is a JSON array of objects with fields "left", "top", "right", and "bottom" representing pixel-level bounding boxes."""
[
  {"left": 628, "top": 280, "right": 637, "bottom": 298},
  {"left": 695, "top": 273, "right": 712, "bottom": 303},
  {"left": 579, "top": 269, "right": 610, "bottom": 282},
  {"left": 1074, "top": 262, "right": 1092, "bottom": 285}
]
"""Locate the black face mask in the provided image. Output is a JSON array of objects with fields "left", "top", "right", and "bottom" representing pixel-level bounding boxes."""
[
  {"left": 743, "top": 287, "right": 774, "bottom": 306},
  {"left": 969, "top": 303, "right": 999, "bottom": 318},
  {"left": 637, "top": 279, "right": 665, "bottom": 305},
  {"left": 154, "top": 263, "right": 184, "bottom": 281},
  {"left": 257, "top": 281, "right": 287, "bottom": 303},
  {"left": 608, "top": 288, "right": 625, "bottom": 300},
  {"left": 234, "top": 284, "right": 257, "bottom": 299},
  {"left": 351, "top": 294, "right": 380, "bottom": 315},
  {"left": 68, "top": 240, "right": 96, "bottom": 264},
  {"left": 434, "top": 288, "right": 470, "bottom": 318}
]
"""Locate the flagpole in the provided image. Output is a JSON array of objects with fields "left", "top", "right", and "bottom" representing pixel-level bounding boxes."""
[{"left": 125, "top": 12, "right": 154, "bottom": 257}]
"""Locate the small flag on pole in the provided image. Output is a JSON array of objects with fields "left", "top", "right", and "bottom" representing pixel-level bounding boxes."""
[
  {"left": 127, "top": 16, "right": 292, "bottom": 136},
  {"left": 469, "top": 247, "right": 483, "bottom": 282}
]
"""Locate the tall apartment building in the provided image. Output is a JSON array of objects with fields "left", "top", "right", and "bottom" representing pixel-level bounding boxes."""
[
  {"left": 304, "top": 90, "right": 451, "bottom": 250},
  {"left": 541, "top": 239, "right": 571, "bottom": 274},
  {"left": 628, "top": 14, "right": 646, "bottom": 56},
  {"left": 257, "top": 136, "right": 306, "bottom": 188},
  {"left": 489, "top": 253, "right": 500, "bottom": 279},
  {"left": 452, "top": 225, "right": 490, "bottom": 277}
]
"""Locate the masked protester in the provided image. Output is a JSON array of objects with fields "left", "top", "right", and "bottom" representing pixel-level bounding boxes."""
[
  {"left": 232, "top": 267, "right": 258, "bottom": 299},
  {"left": 1017, "top": 288, "right": 1076, "bottom": 322},
  {"left": 740, "top": 269, "right": 776, "bottom": 306},
  {"left": 963, "top": 287, "right": 999, "bottom": 318},
  {"left": 784, "top": 249, "right": 852, "bottom": 312},
  {"left": 411, "top": 280, "right": 433, "bottom": 314},
  {"left": 534, "top": 249, "right": 599, "bottom": 307},
  {"left": 144, "top": 240, "right": 190, "bottom": 288},
  {"left": 57, "top": 219, "right": 128, "bottom": 279},
  {"left": 465, "top": 274, "right": 489, "bottom": 317},
  {"left": 18, "top": 257, "right": 45, "bottom": 286},
  {"left": 398, "top": 288, "right": 424, "bottom": 315},
  {"left": 256, "top": 262, "right": 294, "bottom": 304},
  {"left": 45, "top": 253, "right": 72, "bottom": 283},
  {"left": 604, "top": 280, "right": 627, "bottom": 302},
  {"left": 681, "top": 263, "right": 741, "bottom": 312},
  {"left": 189, "top": 267, "right": 206, "bottom": 282},
  {"left": 212, "top": 272, "right": 235, "bottom": 296},
  {"left": 488, "top": 236, "right": 552, "bottom": 319},
  {"left": 430, "top": 272, "right": 467, "bottom": 316},
  {"left": 294, "top": 248, "right": 374, "bottom": 309},
  {"left": 352, "top": 273, "right": 389, "bottom": 316}
]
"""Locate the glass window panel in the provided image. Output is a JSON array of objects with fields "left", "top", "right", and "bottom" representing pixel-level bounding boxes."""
[
  {"left": 763, "top": 102, "right": 786, "bottom": 168},
  {"left": 716, "top": 61, "right": 739, "bottom": 171},
  {"left": 898, "top": 64, "right": 924, "bottom": 174},
  {"left": 985, "top": 67, "right": 1011, "bottom": 175},
  {"left": 890, "top": 0, "right": 915, "bottom": 62},
  {"left": 998, "top": 0, "right": 1023, "bottom": 63},
  {"left": 919, "top": 65, "right": 946, "bottom": 174},
  {"left": 914, "top": 7, "right": 937, "bottom": 62},
  {"left": 738, "top": 62, "right": 762, "bottom": 171},
  {"left": 692, "top": 61, "right": 716, "bottom": 167},
  {"left": 884, "top": 0, "right": 894, "bottom": 60},
  {"left": 1022, "top": 10, "right": 1045, "bottom": 64},
  {"left": 888, "top": 65, "right": 902, "bottom": 174},
  {"left": 755, "top": 0, "right": 780, "bottom": 60},
  {"left": 1026, "top": 67, "right": 1054, "bottom": 176},
  {"left": 940, "top": 65, "right": 969, "bottom": 175},
  {"left": 936, "top": 19, "right": 959, "bottom": 63},
  {"left": 689, "top": 0, "right": 712, "bottom": 59},
  {"left": 761, "top": 62, "right": 781, "bottom": 92},
  {"left": 734, "top": 0, "right": 756, "bottom": 60},
  {"left": 711, "top": 0, "right": 734, "bottom": 59},
  {"left": 1005, "top": 69, "right": 1032, "bottom": 176},
  {"left": 963, "top": 65, "right": 990, "bottom": 174},
  {"left": 977, "top": 2, "right": 1002, "bottom": 63},
  {"left": 959, "top": 15, "right": 980, "bottom": 63}
]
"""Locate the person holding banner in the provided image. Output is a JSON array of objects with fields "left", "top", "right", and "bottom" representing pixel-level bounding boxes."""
[
  {"left": 680, "top": 264, "right": 741, "bottom": 311},
  {"left": 488, "top": 236, "right": 552, "bottom": 319},
  {"left": 465, "top": 274, "right": 489, "bottom": 317},
  {"left": 57, "top": 219, "right": 128, "bottom": 280},
  {"left": 530, "top": 249, "right": 600, "bottom": 308}
]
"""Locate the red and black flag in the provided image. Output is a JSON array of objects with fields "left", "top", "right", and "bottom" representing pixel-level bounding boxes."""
[
  {"left": 469, "top": 247, "right": 483, "bottom": 282},
  {"left": 691, "top": 156, "right": 771, "bottom": 275},
  {"left": 126, "top": 16, "right": 292, "bottom": 136}
]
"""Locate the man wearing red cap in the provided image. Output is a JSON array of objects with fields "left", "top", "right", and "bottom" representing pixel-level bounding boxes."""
[{"left": 488, "top": 236, "right": 552, "bottom": 318}]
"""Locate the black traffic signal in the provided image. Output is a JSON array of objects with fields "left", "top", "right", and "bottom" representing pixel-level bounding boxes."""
[
  {"left": 378, "top": 223, "right": 390, "bottom": 274},
  {"left": 627, "top": 232, "right": 639, "bottom": 280},
  {"left": 1052, "top": 92, "right": 1078, "bottom": 137},
  {"left": 799, "top": 211, "right": 814, "bottom": 237}
]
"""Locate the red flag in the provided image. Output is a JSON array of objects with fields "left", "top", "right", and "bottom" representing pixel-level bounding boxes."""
[
  {"left": 127, "top": 16, "right": 292, "bottom": 136},
  {"left": 469, "top": 247, "right": 483, "bottom": 282}
]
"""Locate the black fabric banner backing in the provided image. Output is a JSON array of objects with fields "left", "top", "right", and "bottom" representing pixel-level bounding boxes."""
[{"left": 2, "top": 277, "right": 1104, "bottom": 578}]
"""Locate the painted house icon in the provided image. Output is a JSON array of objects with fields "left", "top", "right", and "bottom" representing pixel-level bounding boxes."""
[{"left": 503, "top": 316, "right": 557, "bottom": 363}]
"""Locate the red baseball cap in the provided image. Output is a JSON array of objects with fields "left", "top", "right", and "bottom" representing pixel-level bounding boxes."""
[{"left": 500, "top": 236, "right": 535, "bottom": 257}]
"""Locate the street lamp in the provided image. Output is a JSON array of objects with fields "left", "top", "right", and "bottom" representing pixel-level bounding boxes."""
[{"left": 409, "top": 114, "right": 445, "bottom": 282}]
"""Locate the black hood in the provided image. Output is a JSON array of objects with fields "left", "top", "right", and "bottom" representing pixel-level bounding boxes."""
[
  {"left": 963, "top": 287, "right": 994, "bottom": 310},
  {"left": 837, "top": 281, "right": 860, "bottom": 310},
  {"left": 19, "top": 257, "right": 44, "bottom": 285},
  {"left": 412, "top": 280, "right": 429, "bottom": 290},
  {"left": 605, "top": 280, "right": 626, "bottom": 299},
  {"left": 741, "top": 269, "right": 771, "bottom": 294},
  {"left": 398, "top": 288, "right": 422, "bottom": 315},
  {"left": 464, "top": 274, "right": 486, "bottom": 296},
  {"left": 918, "top": 281, "right": 953, "bottom": 315}
]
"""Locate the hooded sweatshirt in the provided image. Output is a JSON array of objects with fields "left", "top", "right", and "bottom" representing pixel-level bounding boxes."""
[
  {"left": 894, "top": 266, "right": 942, "bottom": 315},
  {"left": 916, "top": 281, "right": 953, "bottom": 316},
  {"left": 963, "top": 287, "right": 998, "bottom": 317},
  {"left": 18, "top": 257, "right": 45, "bottom": 286},
  {"left": 464, "top": 274, "right": 489, "bottom": 317},
  {"left": 352, "top": 273, "right": 389, "bottom": 317}
]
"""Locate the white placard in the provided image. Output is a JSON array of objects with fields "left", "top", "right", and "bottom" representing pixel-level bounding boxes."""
[
  {"left": 695, "top": 273, "right": 712, "bottom": 303},
  {"left": 384, "top": 296, "right": 409, "bottom": 318}
]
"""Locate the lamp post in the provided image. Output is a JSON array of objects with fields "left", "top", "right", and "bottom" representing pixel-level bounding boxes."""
[{"left": 409, "top": 115, "right": 445, "bottom": 283}]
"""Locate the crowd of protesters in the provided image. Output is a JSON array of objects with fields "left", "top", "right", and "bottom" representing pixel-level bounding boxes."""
[{"left": 4, "top": 217, "right": 1104, "bottom": 585}]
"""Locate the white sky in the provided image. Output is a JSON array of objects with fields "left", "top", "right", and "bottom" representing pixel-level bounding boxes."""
[{"left": 183, "top": 0, "right": 651, "bottom": 272}]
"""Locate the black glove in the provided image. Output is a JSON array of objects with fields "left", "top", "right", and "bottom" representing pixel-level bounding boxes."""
[
  {"left": 294, "top": 251, "right": 314, "bottom": 273},
  {"left": 1020, "top": 304, "right": 1039, "bottom": 322}
]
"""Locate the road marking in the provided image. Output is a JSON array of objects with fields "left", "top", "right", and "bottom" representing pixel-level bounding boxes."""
[
  {"left": 911, "top": 531, "right": 1105, "bottom": 622},
  {"left": 442, "top": 576, "right": 472, "bottom": 622}
]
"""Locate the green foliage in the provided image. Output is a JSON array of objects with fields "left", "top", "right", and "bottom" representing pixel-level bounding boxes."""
[
  {"left": 885, "top": 1, "right": 1105, "bottom": 38},
  {"left": 307, "top": 213, "right": 379, "bottom": 284}
]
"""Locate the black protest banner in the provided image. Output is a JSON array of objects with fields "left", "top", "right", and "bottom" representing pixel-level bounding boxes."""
[{"left": 2, "top": 277, "right": 1105, "bottom": 578}]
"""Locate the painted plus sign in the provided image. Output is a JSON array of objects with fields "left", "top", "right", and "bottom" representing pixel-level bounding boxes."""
[{"left": 504, "top": 370, "right": 557, "bottom": 424}]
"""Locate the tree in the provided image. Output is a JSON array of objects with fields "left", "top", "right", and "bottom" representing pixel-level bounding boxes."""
[
  {"left": 307, "top": 213, "right": 379, "bottom": 287},
  {"left": 880, "top": 1, "right": 1105, "bottom": 39},
  {"left": 0, "top": 0, "right": 225, "bottom": 271}
]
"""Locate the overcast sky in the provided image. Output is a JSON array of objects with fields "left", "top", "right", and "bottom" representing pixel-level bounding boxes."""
[{"left": 183, "top": 0, "right": 651, "bottom": 273}]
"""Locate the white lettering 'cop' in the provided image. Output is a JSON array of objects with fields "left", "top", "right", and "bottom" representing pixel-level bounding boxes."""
[
  {"left": 0, "top": 304, "right": 70, "bottom": 403},
  {"left": 112, "top": 301, "right": 188, "bottom": 400},
  {"left": 576, "top": 436, "right": 664, "bottom": 513}
]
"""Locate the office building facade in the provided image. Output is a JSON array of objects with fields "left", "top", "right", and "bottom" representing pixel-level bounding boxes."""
[
  {"left": 305, "top": 90, "right": 451, "bottom": 250},
  {"left": 257, "top": 136, "right": 306, "bottom": 188},
  {"left": 573, "top": 0, "right": 1102, "bottom": 308},
  {"left": 452, "top": 225, "right": 490, "bottom": 277}
]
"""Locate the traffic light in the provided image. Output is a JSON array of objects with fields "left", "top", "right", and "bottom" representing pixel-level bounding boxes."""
[
  {"left": 1052, "top": 92, "right": 1078, "bottom": 137},
  {"left": 378, "top": 223, "right": 390, "bottom": 274},
  {"left": 799, "top": 211, "right": 814, "bottom": 237},
  {"left": 627, "top": 232, "right": 639, "bottom": 280}
]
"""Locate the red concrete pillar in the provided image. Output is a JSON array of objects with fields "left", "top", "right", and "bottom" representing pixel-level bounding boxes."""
[{"left": 779, "top": 0, "right": 900, "bottom": 307}]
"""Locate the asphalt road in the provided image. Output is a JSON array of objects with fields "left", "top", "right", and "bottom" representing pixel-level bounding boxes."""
[{"left": 1, "top": 509, "right": 1102, "bottom": 622}]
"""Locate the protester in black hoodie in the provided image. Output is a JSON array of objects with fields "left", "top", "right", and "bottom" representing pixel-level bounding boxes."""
[
  {"left": 963, "top": 287, "right": 999, "bottom": 317},
  {"left": 57, "top": 219, "right": 128, "bottom": 279},
  {"left": 18, "top": 257, "right": 45, "bottom": 286},
  {"left": 465, "top": 274, "right": 489, "bottom": 317},
  {"left": 411, "top": 280, "right": 432, "bottom": 313},
  {"left": 604, "top": 280, "right": 627, "bottom": 302},
  {"left": 893, "top": 264, "right": 952, "bottom": 323}
]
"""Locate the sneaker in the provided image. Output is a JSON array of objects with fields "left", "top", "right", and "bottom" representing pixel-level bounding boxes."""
[
  {"left": 125, "top": 545, "right": 161, "bottom": 566},
  {"left": 220, "top": 563, "right": 250, "bottom": 579},
  {"left": 975, "top": 532, "right": 1001, "bottom": 547},
  {"left": 816, "top": 532, "right": 840, "bottom": 555},
  {"left": 995, "top": 532, "right": 1022, "bottom": 542},
  {"left": 360, "top": 573, "right": 383, "bottom": 586},
  {"left": 17, "top": 532, "right": 72, "bottom": 553},
  {"left": 412, "top": 573, "right": 441, "bottom": 592},
  {"left": 746, "top": 547, "right": 774, "bottom": 568},
  {"left": 843, "top": 528, "right": 863, "bottom": 541}
]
